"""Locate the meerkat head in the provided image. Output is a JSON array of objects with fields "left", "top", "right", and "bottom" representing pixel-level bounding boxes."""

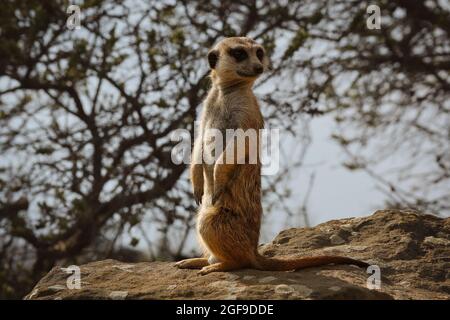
[{"left": 208, "top": 37, "right": 269, "bottom": 86}]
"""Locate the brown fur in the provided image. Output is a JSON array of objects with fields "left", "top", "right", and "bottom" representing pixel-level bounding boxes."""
[{"left": 175, "top": 37, "right": 369, "bottom": 275}]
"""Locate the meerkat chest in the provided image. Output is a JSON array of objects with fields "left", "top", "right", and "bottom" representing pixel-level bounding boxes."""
[
  {"left": 201, "top": 91, "right": 261, "bottom": 162},
  {"left": 202, "top": 105, "right": 232, "bottom": 163},
  {"left": 204, "top": 108, "right": 233, "bottom": 132},
  {"left": 202, "top": 95, "right": 236, "bottom": 138},
  {"left": 203, "top": 93, "right": 254, "bottom": 129}
]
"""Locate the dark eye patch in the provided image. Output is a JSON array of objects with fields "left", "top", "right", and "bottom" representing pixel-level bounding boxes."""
[
  {"left": 229, "top": 48, "right": 248, "bottom": 62},
  {"left": 256, "top": 48, "right": 264, "bottom": 61}
]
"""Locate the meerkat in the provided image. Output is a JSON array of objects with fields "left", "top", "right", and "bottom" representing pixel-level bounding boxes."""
[{"left": 175, "top": 37, "right": 369, "bottom": 275}]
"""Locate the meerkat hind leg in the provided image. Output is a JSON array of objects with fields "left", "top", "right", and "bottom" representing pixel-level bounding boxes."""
[
  {"left": 198, "top": 261, "right": 241, "bottom": 275},
  {"left": 175, "top": 258, "right": 209, "bottom": 269}
]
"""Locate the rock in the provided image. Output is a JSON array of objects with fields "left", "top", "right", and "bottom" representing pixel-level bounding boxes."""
[
  {"left": 330, "top": 234, "right": 346, "bottom": 245},
  {"left": 424, "top": 236, "right": 450, "bottom": 246},
  {"left": 46, "top": 285, "right": 66, "bottom": 292},
  {"left": 109, "top": 291, "right": 128, "bottom": 300},
  {"left": 340, "top": 224, "right": 353, "bottom": 232},
  {"left": 258, "top": 276, "right": 278, "bottom": 284},
  {"left": 25, "top": 209, "right": 449, "bottom": 300}
]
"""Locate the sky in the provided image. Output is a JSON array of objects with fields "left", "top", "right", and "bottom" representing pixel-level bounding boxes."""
[
  {"left": 301, "top": 116, "right": 386, "bottom": 224},
  {"left": 260, "top": 114, "right": 386, "bottom": 242}
]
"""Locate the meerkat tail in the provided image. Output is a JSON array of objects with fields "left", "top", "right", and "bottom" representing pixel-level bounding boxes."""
[{"left": 253, "top": 254, "right": 369, "bottom": 271}]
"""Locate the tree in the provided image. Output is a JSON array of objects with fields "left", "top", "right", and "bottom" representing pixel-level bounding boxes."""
[
  {"left": 1, "top": 0, "right": 448, "bottom": 299},
  {"left": 252, "top": 0, "right": 450, "bottom": 215},
  {"left": 0, "top": 0, "right": 313, "bottom": 298}
]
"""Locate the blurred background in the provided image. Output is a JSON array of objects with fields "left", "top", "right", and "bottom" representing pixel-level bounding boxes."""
[{"left": 0, "top": 0, "right": 449, "bottom": 299}]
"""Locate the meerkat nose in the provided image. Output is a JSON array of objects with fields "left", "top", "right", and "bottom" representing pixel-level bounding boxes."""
[{"left": 253, "top": 64, "right": 264, "bottom": 74}]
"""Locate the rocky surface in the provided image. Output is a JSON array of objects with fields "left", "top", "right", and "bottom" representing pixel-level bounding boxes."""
[{"left": 25, "top": 209, "right": 449, "bottom": 300}]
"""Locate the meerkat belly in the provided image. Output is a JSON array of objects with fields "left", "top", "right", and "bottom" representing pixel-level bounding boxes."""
[{"left": 202, "top": 114, "right": 232, "bottom": 201}]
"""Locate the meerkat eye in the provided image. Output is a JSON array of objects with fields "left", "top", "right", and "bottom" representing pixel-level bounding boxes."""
[
  {"left": 229, "top": 48, "right": 248, "bottom": 62},
  {"left": 256, "top": 48, "right": 264, "bottom": 61}
]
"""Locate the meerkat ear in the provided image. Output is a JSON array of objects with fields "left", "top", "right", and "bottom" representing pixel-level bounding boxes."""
[{"left": 207, "top": 50, "right": 219, "bottom": 69}]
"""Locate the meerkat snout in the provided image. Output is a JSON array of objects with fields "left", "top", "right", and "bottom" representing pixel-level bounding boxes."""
[
  {"left": 253, "top": 64, "right": 264, "bottom": 75},
  {"left": 208, "top": 37, "right": 269, "bottom": 83}
]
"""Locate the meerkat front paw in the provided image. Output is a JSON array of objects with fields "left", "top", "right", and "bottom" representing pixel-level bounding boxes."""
[
  {"left": 190, "top": 162, "right": 204, "bottom": 205},
  {"left": 211, "top": 185, "right": 225, "bottom": 205},
  {"left": 193, "top": 187, "right": 203, "bottom": 205}
]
